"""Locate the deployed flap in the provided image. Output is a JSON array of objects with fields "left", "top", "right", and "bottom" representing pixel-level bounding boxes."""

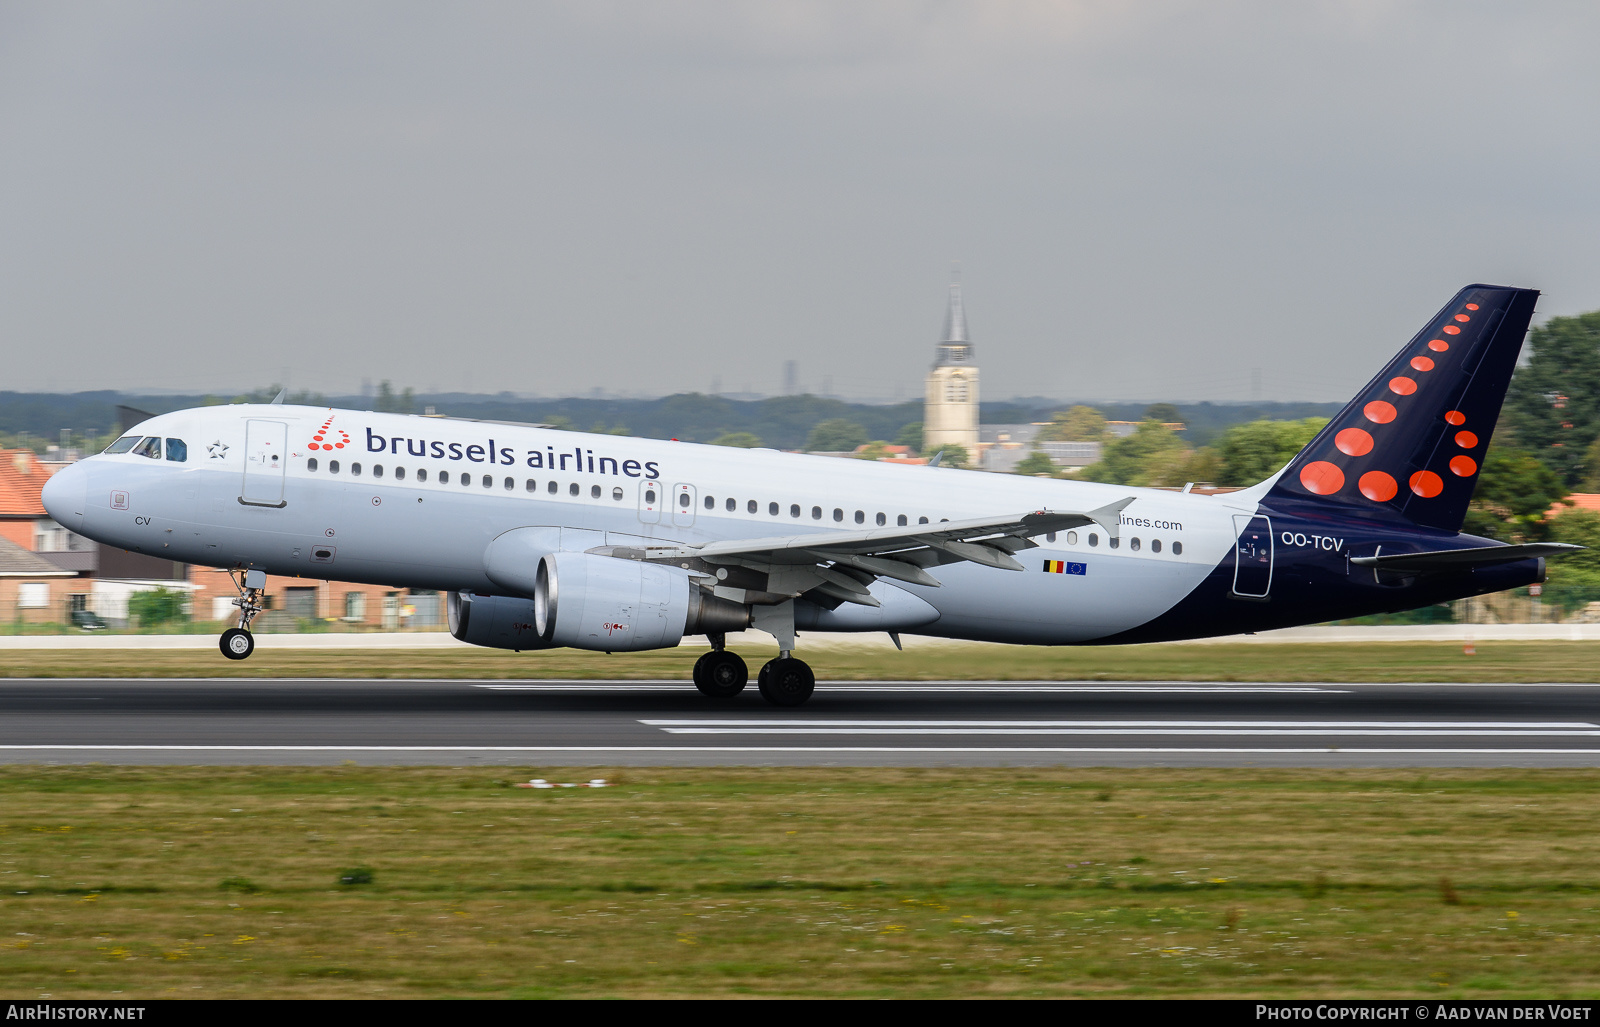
[
  {"left": 630, "top": 500, "right": 1133, "bottom": 569},
  {"left": 1349, "top": 542, "right": 1582, "bottom": 572},
  {"left": 590, "top": 500, "right": 1135, "bottom": 608}
]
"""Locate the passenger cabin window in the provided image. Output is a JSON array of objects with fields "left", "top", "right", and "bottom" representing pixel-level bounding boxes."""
[
  {"left": 811, "top": 506, "right": 822, "bottom": 520},
  {"left": 483, "top": 475, "right": 493, "bottom": 488},
  {"left": 748, "top": 500, "right": 757, "bottom": 514},
  {"left": 165, "top": 438, "right": 187, "bottom": 462},
  {"left": 790, "top": 504, "right": 801, "bottom": 518},
  {"left": 644, "top": 487, "right": 657, "bottom": 504},
  {"left": 918, "top": 516, "right": 929, "bottom": 524},
  {"left": 351, "top": 462, "right": 362, "bottom": 476},
  {"left": 307, "top": 458, "right": 318, "bottom": 472},
  {"left": 854, "top": 510, "right": 864, "bottom": 524},
  {"left": 1066, "top": 531, "right": 1078, "bottom": 545},
  {"left": 679, "top": 492, "right": 691, "bottom": 508},
  {"left": 103, "top": 436, "right": 141, "bottom": 455},
  {"left": 1130, "top": 537, "right": 1141, "bottom": 552},
  {"left": 704, "top": 495, "right": 715, "bottom": 510},
  {"left": 1172, "top": 541, "right": 1183, "bottom": 555},
  {"left": 1088, "top": 533, "right": 1098, "bottom": 547},
  {"left": 1151, "top": 539, "right": 1161, "bottom": 553},
  {"left": 507, "top": 478, "right": 517, "bottom": 491},
  {"left": 133, "top": 437, "right": 162, "bottom": 459},
  {"left": 548, "top": 481, "right": 558, "bottom": 494},
  {"left": 726, "top": 498, "right": 736, "bottom": 512},
  {"left": 1109, "top": 537, "right": 1120, "bottom": 549},
  {"left": 395, "top": 467, "right": 406, "bottom": 481},
  {"left": 770, "top": 502, "right": 780, "bottom": 516},
  {"left": 569, "top": 482, "right": 579, "bottom": 496},
  {"left": 417, "top": 469, "right": 427, "bottom": 482},
  {"left": 373, "top": 465, "right": 384, "bottom": 478},
  {"left": 876, "top": 512, "right": 886, "bottom": 526},
  {"left": 897, "top": 515, "right": 907, "bottom": 526},
  {"left": 590, "top": 485, "right": 600, "bottom": 498},
  {"left": 612, "top": 487, "right": 624, "bottom": 501},
  {"left": 525, "top": 479, "right": 535, "bottom": 491},
  {"left": 833, "top": 508, "right": 843, "bottom": 522},
  {"left": 330, "top": 460, "right": 341, "bottom": 474}
]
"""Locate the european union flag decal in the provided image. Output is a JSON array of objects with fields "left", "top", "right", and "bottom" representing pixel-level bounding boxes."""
[{"left": 1043, "top": 560, "right": 1086, "bottom": 576}]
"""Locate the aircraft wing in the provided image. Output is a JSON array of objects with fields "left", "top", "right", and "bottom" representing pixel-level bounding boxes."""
[
  {"left": 1349, "top": 542, "right": 1583, "bottom": 573},
  {"left": 591, "top": 497, "right": 1135, "bottom": 608}
]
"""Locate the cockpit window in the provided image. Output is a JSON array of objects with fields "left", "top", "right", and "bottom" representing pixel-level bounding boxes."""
[
  {"left": 165, "top": 439, "right": 187, "bottom": 463},
  {"left": 132, "top": 437, "right": 162, "bottom": 459},
  {"left": 103, "top": 436, "right": 141, "bottom": 455}
]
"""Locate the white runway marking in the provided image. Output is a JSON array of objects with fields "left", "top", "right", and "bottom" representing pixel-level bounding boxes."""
[
  {"left": 474, "top": 683, "right": 1350, "bottom": 693},
  {"left": 0, "top": 745, "right": 1596, "bottom": 756},
  {"left": 641, "top": 719, "right": 1600, "bottom": 737}
]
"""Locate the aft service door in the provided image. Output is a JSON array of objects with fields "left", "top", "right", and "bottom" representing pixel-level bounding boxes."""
[
  {"left": 241, "top": 419, "right": 288, "bottom": 507},
  {"left": 1231, "top": 514, "right": 1273, "bottom": 598}
]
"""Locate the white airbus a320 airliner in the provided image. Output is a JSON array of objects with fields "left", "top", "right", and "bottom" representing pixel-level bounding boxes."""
[{"left": 42, "top": 285, "right": 1577, "bottom": 706}]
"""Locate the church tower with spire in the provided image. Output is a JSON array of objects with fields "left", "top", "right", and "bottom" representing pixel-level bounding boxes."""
[{"left": 923, "top": 278, "right": 980, "bottom": 458}]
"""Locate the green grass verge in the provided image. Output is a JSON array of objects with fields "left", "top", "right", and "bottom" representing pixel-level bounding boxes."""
[
  {"left": 3, "top": 640, "right": 1600, "bottom": 682},
  {"left": 0, "top": 766, "right": 1597, "bottom": 998}
]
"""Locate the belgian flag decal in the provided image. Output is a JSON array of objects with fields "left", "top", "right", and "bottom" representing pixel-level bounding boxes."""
[{"left": 1043, "top": 560, "right": 1087, "bottom": 576}]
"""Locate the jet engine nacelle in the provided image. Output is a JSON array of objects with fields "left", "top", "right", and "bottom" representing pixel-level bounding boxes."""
[
  {"left": 533, "top": 551, "right": 750, "bottom": 652},
  {"left": 446, "top": 591, "right": 557, "bottom": 651}
]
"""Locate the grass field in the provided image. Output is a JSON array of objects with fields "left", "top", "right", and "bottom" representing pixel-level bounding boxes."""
[
  {"left": 0, "top": 766, "right": 1597, "bottom": 998},
  {"left": 3, "top": 639, "right": 1600, "bottom": 682}
]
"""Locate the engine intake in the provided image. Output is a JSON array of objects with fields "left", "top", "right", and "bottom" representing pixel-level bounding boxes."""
[{"left": 446, "top": 591, "right": 556, "bottom": 651}]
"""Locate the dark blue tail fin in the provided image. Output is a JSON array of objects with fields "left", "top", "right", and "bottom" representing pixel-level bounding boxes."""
[{"left": 1267, "top": 284, "right": 1539, "bottom": 532}]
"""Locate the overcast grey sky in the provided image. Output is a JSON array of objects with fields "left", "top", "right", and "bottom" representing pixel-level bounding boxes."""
[{"left": 3, "top": 1, "right": 1599, "bottom": 402}]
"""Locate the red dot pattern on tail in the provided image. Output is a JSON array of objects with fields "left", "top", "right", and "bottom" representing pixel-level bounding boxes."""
[{"left": 1298, "top": 300, "right": 1487, "bottom": 507}]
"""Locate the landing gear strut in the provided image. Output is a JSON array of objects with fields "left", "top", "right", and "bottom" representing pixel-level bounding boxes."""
[
  {"left": 749, "top": 602, "right": 815, "bottom": 707},
  {"left": 220, "top": 569, "right": 267, "bottom": 661}
]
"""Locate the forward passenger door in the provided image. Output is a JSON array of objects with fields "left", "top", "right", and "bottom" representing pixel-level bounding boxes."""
[{"left": 240, "top": 420, "right": 288, "bottom": 508}]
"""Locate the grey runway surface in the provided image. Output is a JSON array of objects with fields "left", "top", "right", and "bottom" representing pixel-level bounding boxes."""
[{"left": 1, "top": 678, "right": 1599, "bottom": 767}]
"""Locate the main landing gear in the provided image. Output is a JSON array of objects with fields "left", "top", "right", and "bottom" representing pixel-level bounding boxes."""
[
  {"left": 692, "top": 612, "right": 817, "bottom": 707},
  {"left": 692, "top": 645, "right": 748, "bottom": 698},
  {"left": 220, "top": 569, "right": 267, "bottom": 661}
]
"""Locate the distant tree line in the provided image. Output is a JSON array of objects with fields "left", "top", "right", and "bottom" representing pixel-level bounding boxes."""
[{"left": 0, "top": 385, "right": 1347, "bottom": 460}]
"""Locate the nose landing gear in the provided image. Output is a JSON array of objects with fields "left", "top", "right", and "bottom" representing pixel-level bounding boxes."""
[{"left": 220, "top": 569, "right": 267, "bottom": 661}]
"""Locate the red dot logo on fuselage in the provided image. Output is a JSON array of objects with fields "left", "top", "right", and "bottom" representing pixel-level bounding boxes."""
[{"left": 308, "top": 417, "right": 349, "bottom": 451}]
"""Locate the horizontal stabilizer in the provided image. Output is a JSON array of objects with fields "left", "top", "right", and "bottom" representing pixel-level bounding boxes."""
[{"left": 1349, "top": 542, "right": 1583, "bottom": 573}]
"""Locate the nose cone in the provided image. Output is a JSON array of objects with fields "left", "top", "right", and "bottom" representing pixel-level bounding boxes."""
[{"left": 41, "top": 462, "right": 88, "bottom": 532}]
